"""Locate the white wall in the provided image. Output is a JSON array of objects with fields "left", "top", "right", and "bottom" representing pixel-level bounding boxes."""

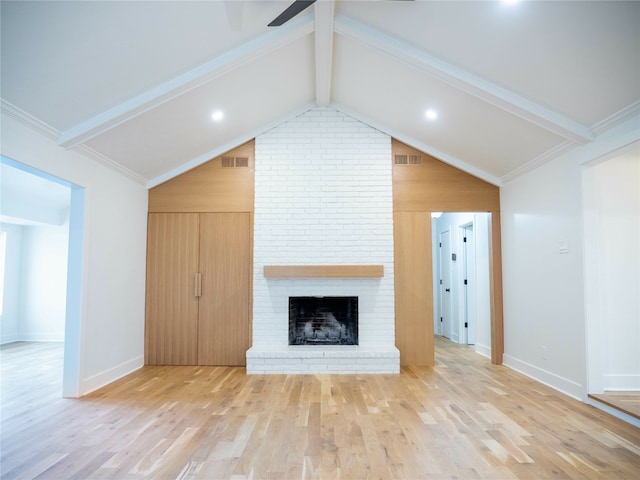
[
  {"left": 11, "top": 221, "right": 69, "bottom": 342},
  {"left": 588, "top": 145, "right": 640, "bottom": 391},
  {"left": 0, "top": 113, "right": 148, "bottom": 396},
  {"left": 474, "top": 214, "right": 492, "bottom": 357},
  {"left": 18, "top": 222, "right": 69, "bottom": 341},
  {"left": 501, "top": 114, "right": 640, "bottom": 401},
  {"left": 0, "top": 223, "right": 23, "bottom": 343}
]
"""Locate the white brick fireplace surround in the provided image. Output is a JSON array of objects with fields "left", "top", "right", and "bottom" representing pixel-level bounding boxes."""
[{"left": 247, "top": 108, "right": 400, "bottom": 374}]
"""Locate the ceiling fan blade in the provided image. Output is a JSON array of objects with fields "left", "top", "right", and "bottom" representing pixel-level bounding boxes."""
[{"left": 268, "top": 0, "right": 317, "bottom": 27}]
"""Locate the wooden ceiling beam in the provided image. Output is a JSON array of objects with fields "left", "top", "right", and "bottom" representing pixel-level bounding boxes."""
[
  {"left": 334, "top": 15, "right": 594, "bottom": 145},
  {"left": 57, "top": 16, "right": 315, "bottom": 150}
]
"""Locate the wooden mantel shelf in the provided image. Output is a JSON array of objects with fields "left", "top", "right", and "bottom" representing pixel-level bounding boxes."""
[{"left": 264, "top": 265, "right": 384, "bottom": 279}]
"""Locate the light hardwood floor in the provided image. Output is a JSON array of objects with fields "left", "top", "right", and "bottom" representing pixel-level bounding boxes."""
[{"left": 1, "top": 338, "right": 639, "bottom": 479}]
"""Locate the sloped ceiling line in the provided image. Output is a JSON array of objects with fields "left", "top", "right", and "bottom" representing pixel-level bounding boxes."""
[
  {"left": 314, "top": 1, "right": 335, "bottom": 107},
  {"left": 332, "top": 102, "right": 502, "bottom": 187},
  {"left": 57, "top": 14, "right": 315, "bottom": 150},
  {"left": 333, "top": 15, "right": 595, "bottom": 145},
  {"left": 147, "top": 102, "right": 317, "bottom": 188}
]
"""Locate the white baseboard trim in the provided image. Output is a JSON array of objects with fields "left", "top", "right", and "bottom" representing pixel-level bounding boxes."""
[
  {"left": 604, "top": 374, "right": 640, "bottom": 391},
  {"left": 18, "top": 333, "right": 65, "bottom": 342},
  {"left": 503, "top": 354, "right": 583, "bottom": 401},
  {"left": 474, "top": 343, "right": 491, "bottom": 359},
  {"left": 80, "top": 355, "right": 144, "bottom": 396}
]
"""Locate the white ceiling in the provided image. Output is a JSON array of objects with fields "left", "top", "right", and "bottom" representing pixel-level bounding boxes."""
[{"left": 1, "top": 0, "right": 639, "bottom": 187}]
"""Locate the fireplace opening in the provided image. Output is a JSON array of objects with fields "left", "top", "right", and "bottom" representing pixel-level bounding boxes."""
[{"left": 289, "top": 296, "right": 358, "bottom": 345}]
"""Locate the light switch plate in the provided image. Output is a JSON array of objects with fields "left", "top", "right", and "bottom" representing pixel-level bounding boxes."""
[{"left": 559, "top": 240, "right": 569, "bottom": 254}]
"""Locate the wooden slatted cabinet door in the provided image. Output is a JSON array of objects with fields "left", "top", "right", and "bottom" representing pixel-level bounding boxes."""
[
  {"left": 145, "top": 213, "right": 200, "bottom": 365},
  {"left": 198, "top": 212, "right": 251, "bottom": 365}
]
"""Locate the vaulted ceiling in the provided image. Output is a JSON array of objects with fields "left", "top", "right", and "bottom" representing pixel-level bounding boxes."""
[{"left": 2, "top": 1, "right": 639, "bottom": 187}]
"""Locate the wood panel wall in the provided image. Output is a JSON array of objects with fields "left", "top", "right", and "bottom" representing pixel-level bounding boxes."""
[
  {"left": 145, "top": 142, "right": 254, "bottom": 366},
  {"left": 392, "top": 139, "right": 503, "bottom": 366},
  {"left": 146, "top": 137, "right": 502, "bottom": 368},
  {"left": 394, "top": 211, "right": 433, "bottom": 366},
  {"left": 392, "top": 139, "right": 500, "bottom": 212},
  {"left": 489, "top": 214, "right": 504, "bottom": 366},
  {"left": 148, "top": 140, "right": 255, "bottom": 213}
]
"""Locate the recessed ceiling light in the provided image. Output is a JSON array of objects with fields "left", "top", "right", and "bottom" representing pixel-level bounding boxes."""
[
  {"left": 211, "top": 110, "right": 224, "bottom": 121},
  {"left": 502, "top": 0, "right": 519, "bottom": 5},
  {"left": 425, "top": 109, "right": 438, "bottom": 121}
]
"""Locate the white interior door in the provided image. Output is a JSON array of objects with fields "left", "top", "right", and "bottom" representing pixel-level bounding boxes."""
[{"left": 439, "top": 230, "right": 452, "bottom": 339}]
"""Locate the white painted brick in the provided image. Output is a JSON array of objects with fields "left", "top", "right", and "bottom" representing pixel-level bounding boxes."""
[{"left": 251, "top": 107, "right": 398, "bottom": 373}]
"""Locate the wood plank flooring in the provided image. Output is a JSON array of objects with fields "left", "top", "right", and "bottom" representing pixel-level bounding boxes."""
[{"left": 2, "top": 338, "right": 639, "bottom": 479}]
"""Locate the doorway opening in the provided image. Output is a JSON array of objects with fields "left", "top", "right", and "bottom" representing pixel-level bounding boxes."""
[
  {"left": 432, "top": 212, "right": 492, "bottom": 359},
  {"left": 0, "top": 155, "right": 84, "bottom": 398},
  {"left": 582, "top": 141, "right": 639, "bottom": 421}
]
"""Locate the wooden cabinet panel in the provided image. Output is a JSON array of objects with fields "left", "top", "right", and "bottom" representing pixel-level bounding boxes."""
[
  {"left": 145, "top": 213, "right": 199, "bottom": 365},
  {"left": 145, "top": 212, "right": 252, "bottom": 366},
  {"left": 393, "top": 212, "right": 433, "bottom": 366},
  {"left": 198, "top": 213, "right": 251, "bottom": 366}
]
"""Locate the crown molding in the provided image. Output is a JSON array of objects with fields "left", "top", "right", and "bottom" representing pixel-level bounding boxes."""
[
  {"left": 591, "top": 100, "right": 640, "bottom": 137},
  {"left": 57, "top": 15, "right": 315, "bottom": 150},
  {"left": 1, "top": 99, "right": 59, "bottom": 140},
  {"left": 499, "top": 141, "right": 576, "bottom": 184},
  {"left": 1, "top": 98, "right": 148, "bottom": 185},
  {"left": 501, "top": 102, "right": 640, "bottom": 183},
  {"left": 334, "top": 15, "right": 594, "bottom": 145},
  {"left": 73, "top": 144, "right": 148, "bottom": 185}
]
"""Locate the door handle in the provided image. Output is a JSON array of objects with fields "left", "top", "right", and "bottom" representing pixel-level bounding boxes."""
[
  {"left": 445, "top": 288, "right": 450, "bottom": 292},
  {"left": 194, "top": 273, "right": 202, "bottom": 297}
]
